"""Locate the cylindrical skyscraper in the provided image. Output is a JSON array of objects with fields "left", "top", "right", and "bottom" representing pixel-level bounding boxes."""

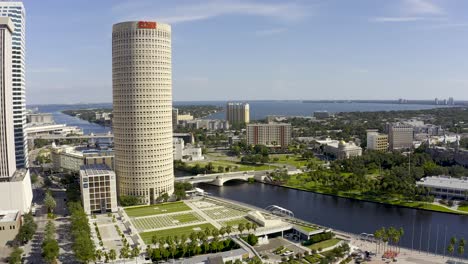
[{"left": 112, "top": 21, "right": 174, "bottom": 204}]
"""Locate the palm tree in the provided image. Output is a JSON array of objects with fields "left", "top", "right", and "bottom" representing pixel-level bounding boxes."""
[
  {"left": 226, "top": 225, "right": 232, "bottom": 236},
  {"left": 238, "top": 223, "right": 245, "bottom": 234},
  {"left": 252, "top": 223, "right": 258, "bottom": 232},
  {"left": 190, "top": 232, "right": 198, "bottom": 243},
  {"left": 95, "top": 249, "right": 103, "bottom": 262},
  {"left": 109, "top": 249, "right": 117, "bottom": 263},
  {"left": 397, "top": 228, "right": 404, "bottom": 253},
  {"left": 131, "top": 246, "right": 140, "bottom": 260},
  {"left": 151, "top": 235, "right": 158, "bottom": 246},
  {"left": 169, "top": 243, "right": 177, "bottom": 260},
  {"left": 204, "top": 227, "right": 212, "bottom": 238},
  {"left": 212, "top": 229, "right": 219, "bottom": 238},
  {"left": 181, "top": 234, "right": 187, "bottom": 245},
  {"left": 245, "top": 222, "right": 252, "bottom": 233},
  {"left": 374, "top": 229, "right": 382, "bottom": 253}
]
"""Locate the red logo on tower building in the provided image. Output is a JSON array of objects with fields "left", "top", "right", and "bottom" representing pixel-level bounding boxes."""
[{"left": 138, "top": 21, "right": 156, "bottom": 29}]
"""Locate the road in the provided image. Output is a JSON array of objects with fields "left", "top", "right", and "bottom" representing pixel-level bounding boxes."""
[{"left": 22, "top": 172, "right": 77, "bottom": 264}]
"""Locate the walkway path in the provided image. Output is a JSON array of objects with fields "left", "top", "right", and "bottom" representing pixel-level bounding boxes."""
[{"left": 184, "top": 200, "right": 222, "bottom": 229}]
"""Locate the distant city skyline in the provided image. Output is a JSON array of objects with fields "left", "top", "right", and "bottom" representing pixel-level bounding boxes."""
[{"left": 24, "top": 0, "right": 468, "bottom": 104}]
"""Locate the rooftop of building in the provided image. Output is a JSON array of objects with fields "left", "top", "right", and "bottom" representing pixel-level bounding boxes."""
[
  {"left": 0, "top": 210, "right": 19, "bottom": 223},
  {"left": 181, "top": 248, "right": 249, "bottom": 264},
  {"left": 417, "top": 176, "right": 468, "bottom": 191},
  {"left": 247, "top": 123, "right": 291, "bottom": 127},
  {"left": 80, "top": 164, "right": 114, "bottom": 177}
]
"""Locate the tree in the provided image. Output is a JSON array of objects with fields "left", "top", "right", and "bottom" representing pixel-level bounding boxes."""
[
  {"left": 109, "top": 249, "right": 117, "bottom": 263},
  {"left": 44, "top": 191, "right": 56, "bottom": 213},
  {"left": 8, "top": 247, "right": 23, "bottom": 264},
  {"left": 245, "top": 222, "right": 252, "bottom": 232},
  {"left": 42, "top": 221, "right": 59, "bottom": 263},
  {"left": 120, "top": 246, "right": 130, "bottom": 260},
  {"left": 95, "top": 249, "right": 103, "bottom": 262},
  {"left": 238, "top": 223, "right": 245, "bottom": 234},
  {"left": 226, "top": 225, "right": 232, "bottom": 236},
  {"left": 16, "top": 212, "right": 37, "bottom": 244},
  {"left": 131, "top": 246, "right": 140, "bottom": 259},
  {"left": 119, "top": 195, "right": 142, "bottom": 206},
  {"left": 42, "top": 239, "right": 59, "bottom": 263}
]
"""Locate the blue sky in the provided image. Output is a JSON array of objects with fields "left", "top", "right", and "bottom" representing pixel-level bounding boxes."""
[{"left": 24, "top": 0, "right": 468, "bottom": 104}]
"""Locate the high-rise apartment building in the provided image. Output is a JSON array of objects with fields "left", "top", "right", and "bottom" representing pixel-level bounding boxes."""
[
  {"left": 0, "top": 17, "right": 31, "bottom": 213},
  {"left": 0, "top": 2, "right": 27, "bottom": 168},
  {"left": 366, "top": 130, "right": 388, "bottom": 151},
  {"left": 226, "top": 102, "right": 249, "bottom": 126},
  {"left": 388, "top": 123, "right": 414, "bottom": 150},
  {"left": 247, "top": 123, "right": 291, "bottom": 148},
  {"left": 112, "top": 21, "right": 174, "bottom": 204}
]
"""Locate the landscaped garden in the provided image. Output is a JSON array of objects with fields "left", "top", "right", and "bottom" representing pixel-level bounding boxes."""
[
  {"left": 139, "top": 223, "right": 216, "bottom": 243},
  {"left": 125, "top": 201, "right": 191, "bottom": 217}
]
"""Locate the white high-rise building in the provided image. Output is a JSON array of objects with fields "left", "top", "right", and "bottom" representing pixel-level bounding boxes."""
[
  {"left": 112, "top": 21, "right": 174, "bottom": 204},
  {"left": 0, "top": 17, "right": 32, "bottom": 213},
  {"left": 0, "top": 2, "right": 27, "bottom": 168},
  {"left": 0, "top": 17, "right": 16, "bottom": 178}
]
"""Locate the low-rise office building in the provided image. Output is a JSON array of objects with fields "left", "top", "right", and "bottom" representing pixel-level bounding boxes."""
[
  {"left": 367, "top": 130, "right": 388, "bottom": 151},
  {"left": 51, "top": 146, "right": 115, "bottom": 172},
  {"left": 0, "top": 210, "right": 21, "bottom": 246},
  {"left": 416, "top": 176, "right": 468, "bottom": 199},
  {"left": 246, "top": 123, "right": 291, "bottom": 148},
  {"left": 183, "top": 119, "right": 230, "bottom": 131},
  {"left": 80, "top": 165, "right": 118, "bottom": 215},
  {"left": 173, "top": 138, "right": 204, "bottom": 161}
]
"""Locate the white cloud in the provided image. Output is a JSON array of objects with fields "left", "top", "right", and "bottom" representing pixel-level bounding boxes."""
[
  {"left": 113, "top": 0, "right": 309, "bottom": 24},
  {"left": 371, "top": 0, "right": 444, "bottom": 23},
  {"left": 254, "top": 28, "right": 287, "bottom": 36},
  {"left": 402, "top": 0, "right": 444, "bottom": 15}
]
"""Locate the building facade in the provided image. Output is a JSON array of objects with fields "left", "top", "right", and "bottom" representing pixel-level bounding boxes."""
[
  {"left": 0, "top": 17, "right": 31, "bottom": 213},
  {"left": 316, "top": 138, "right": 362, "bottom": 160},
  {"left": 388, "top": 123, "right": 414, "bottom": 150},
  {"left": 0, "top": 210, "right": 20, "bottom": 246},
  {"left": 246, "top": 123, "right": 291, "bottom": 148},
  {"left": 173, "top": 138, "right": 204, "bottom": 161},
  {"left": 0, "top": 2, "right": 27, "bottom": 168},
  {"left": 226, "top": 102, "right": 249, "bottom": 125},
  {"left": 27, "top": 113, "right": 54, "bottom": 124},
  {"left": 366, "top": 130, "right": 388, "bottom": 151},
  {"left": 80, "top": 165, "right": 118, "bottom": 215},
  {"left": 0, "top": 17, "right": 15, "bottom": 179},
  {"left": 51, "top": 146, "right": 115, "bottom": 172},
  {"left": 112, "top": 21, "right": 174, "bottom": 203},
  {"left": 416, "top": 176, "right": 468, "bottom": 199}
]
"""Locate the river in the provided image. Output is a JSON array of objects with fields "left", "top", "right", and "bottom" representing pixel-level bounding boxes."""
[{"left": 197, "top": 181, "right": 468, "bottom": 257}]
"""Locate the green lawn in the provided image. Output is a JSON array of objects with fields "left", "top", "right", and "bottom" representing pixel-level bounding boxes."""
[
  {"left": 270, "top": 154, "right": 310, "bottom": 168},
  {"left": 172, "top": 213, "right": 200, "bottom": 223},
  {"left": 458, "top": 206, "right": 468, "bottom": 212},
  {"left": 304, "top": 254, "right": 323, "bottom": 263},
  {"left": 139, "top": 223, "right": 216, "bottom": 243},
  {"left": 294, "top": 224, "right": 318, "bottom": 233},
  {"left": 222, "top": 217, "right": 252, "bottom": 227},
  {"left": 189, "top": 160, "right": 275, "bottom": 172},
  {"left": 307, "top": 238, "right": 341, "bottom": 251},
  {"left": 125, "top": 201, "right": 191, "bottom": 217},
  {"left": 284, "top": 177, "right": 468, "bottom": 215}
]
